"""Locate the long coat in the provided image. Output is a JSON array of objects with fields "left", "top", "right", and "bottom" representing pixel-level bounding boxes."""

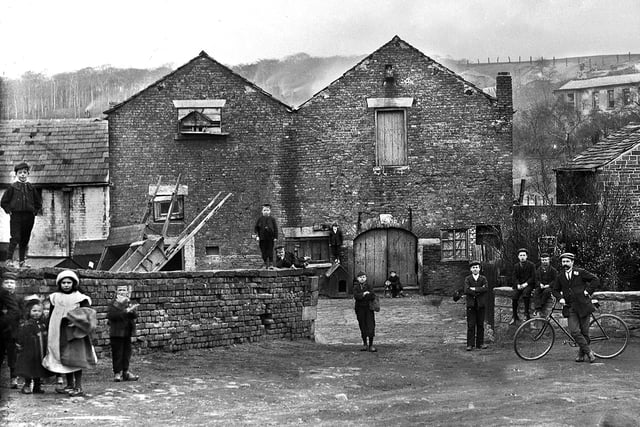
[
  {"left": 552, "top": 268, "right": 600, "bottom": 317},
  {"left": 15, "top": 319, "right": 51, "bottom": 379}
]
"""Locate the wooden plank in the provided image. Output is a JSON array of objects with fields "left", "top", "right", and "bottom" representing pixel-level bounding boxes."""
[
  {"left": 141, "top": 176, "right": 162, "bottom": 223},
  {"left": 164, "top": 192, "right": 222, "bottom": 254},
  {"left": 161, "top": 174, "right": 181, "bottom": 237}
]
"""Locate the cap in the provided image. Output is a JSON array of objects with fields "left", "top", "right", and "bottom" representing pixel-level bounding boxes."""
[
  {"left": 469, "top": 260, "right": 481, "bottom": 268},
  {"left": 14, "top": 162, "right": 30, "bottom": 172},
  {"left": 540, "top": 252, "right": 550, "bottom": 258},
  {"left": 356, "top": 271, "right": 366, "bottom": 277},
  {"left": 517, "top": 248, "right": 529, "bottom": 255},
  {"left": 560, "top": 252, "right": 575, "bottom": 261},
  {"left": 262, "top": 203, "right": 271, "bottom": 208},
  {"left": 275, "top": 245, "right": 284, "bottom": 250},
  {"left": 56, "top": 270, "right": 79, "bottom": 286},
  {"left": 2, "top": 271, "right": 17, "bottom": 281}
]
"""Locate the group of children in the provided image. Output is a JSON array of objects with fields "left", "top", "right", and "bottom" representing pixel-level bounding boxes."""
[{"left": 1, "top": 269, "right": 140, "bottom": 398}]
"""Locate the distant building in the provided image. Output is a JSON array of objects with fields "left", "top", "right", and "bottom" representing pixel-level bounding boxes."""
[
  {"left": 555, "top": 122, "right": 640, "bottom": 238},
  {"left": 0, "top": 119, "right": 109, "bottom": 267},
  {"left": 554, "top": 74, "right": 640, "bottom": 115}
]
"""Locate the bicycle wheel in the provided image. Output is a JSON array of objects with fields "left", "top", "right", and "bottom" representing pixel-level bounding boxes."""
[
  {"left": 589, "top": 314, "right": 629, "bottom": 359},
  {"left": 514, "top": 318, "right": 555, "bottom": 361}
]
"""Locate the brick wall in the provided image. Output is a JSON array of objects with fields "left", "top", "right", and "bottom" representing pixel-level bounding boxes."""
[
  {"left": 422, "top": 242, "right": 470, "bottom": 294},
  {"left": 599, "top": 146, "right": 640, "bottom": 238},
  {"left": 107, "top": 53, "right": 293, "bottom": 269},
  {"left": 12, "top": 268, "right": 319, "bottom": 357}
]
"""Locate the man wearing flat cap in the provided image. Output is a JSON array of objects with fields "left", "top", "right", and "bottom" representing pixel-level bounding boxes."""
[
  {"left": 552, "top": 252, "right": 600, "bottom": 363},
  {"left": 510, "top": 248, "right": 536, "bottom": 325},
  {"left": 1, "top": 161, "right": 42, "bottom": 268}
]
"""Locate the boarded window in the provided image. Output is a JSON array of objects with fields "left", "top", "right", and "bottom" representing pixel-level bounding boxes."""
[
  {"left": 441, "top": 229, "right": 468, "bottom": 260},
  {"left": 376, "top": 110, "right": 407, "bottom": 166}
]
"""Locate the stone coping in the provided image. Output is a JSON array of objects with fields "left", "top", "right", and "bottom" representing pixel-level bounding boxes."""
[{"left": 493, "top": 286, "right": 640, "bottom": 301}]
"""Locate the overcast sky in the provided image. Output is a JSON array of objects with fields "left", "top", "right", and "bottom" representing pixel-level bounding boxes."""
[{"left": 1, "top": 0, "right": 639, "bottom": 78}]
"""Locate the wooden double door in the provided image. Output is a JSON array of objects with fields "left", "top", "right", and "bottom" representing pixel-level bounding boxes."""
[{"left": 353, "top": 227, "right": 417, "bottom": 290}]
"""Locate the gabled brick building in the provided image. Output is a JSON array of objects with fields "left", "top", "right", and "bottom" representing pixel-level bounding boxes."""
[
  {"left": 0, "top": 119, "right": 109, "bottom": 267},
  {"left": 105, "top": 36, "right": 513, "bottom": 293}
]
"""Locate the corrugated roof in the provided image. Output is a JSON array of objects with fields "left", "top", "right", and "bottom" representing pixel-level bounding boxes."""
[
  {"left": 557, "top": 123, "right": 640, "bottom": 170},
  {"left": 0, "top": 119, "right": 108, "bottom": 185},
  {"left": 556, "top": 73, "right": 640, "bottom": 91}
]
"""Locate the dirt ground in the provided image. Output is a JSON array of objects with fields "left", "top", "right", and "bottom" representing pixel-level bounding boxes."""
[{"left": 2, "top": 295, "right": 640, "bottom": 426}]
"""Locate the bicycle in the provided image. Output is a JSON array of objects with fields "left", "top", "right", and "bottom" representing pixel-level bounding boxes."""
[{"left": 513, "top": 295, "right": 629, "bottom": 361}]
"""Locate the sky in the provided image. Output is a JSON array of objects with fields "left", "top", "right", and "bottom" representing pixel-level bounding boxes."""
[{"left": 1, "top": 0, "right": 639, "bottom": 78}]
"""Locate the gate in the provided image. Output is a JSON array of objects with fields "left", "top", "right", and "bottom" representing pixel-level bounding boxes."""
[{"left": 353, "top": 227, "right": 417, "bottom": 290}]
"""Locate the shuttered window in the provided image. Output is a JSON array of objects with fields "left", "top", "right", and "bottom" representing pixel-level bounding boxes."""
[{"left": 376, "top": 109, "right": 407, "bottom": 166}]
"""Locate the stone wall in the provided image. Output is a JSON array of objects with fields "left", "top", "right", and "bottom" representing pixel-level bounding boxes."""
[
  {"left": 493, "top": 286, "right": 640, "bottom": 341},
  {"left": 12, "top": 268, "right": 318, "bottom": 357}
]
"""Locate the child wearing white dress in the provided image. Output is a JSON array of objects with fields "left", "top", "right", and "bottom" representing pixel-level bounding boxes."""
[{"left": 42, "top": 270, "right": 97, "bottom": 397}]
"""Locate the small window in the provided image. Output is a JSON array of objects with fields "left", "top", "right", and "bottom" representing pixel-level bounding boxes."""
[
  {"left": 153, "top": 195, "right": 184, "bottom": 222},
  {"left": 173, "top": 100, "right": 226, "bottom": 135},
  {"left": 592, "top": 92, "right": 599, "bottom": 110},
  {"left": 623, "top": 88, "right": 631, "bottom": 105},
  {"left": 441, "top": 229, "right": 468, "bottom": 260},
  {"left": 566, "top": 93, "right": 575, "bottom": 107},
  {"left": 607, "top": 90, "right": 614, "bottom": 108},
  {"left": 375, "top": 109, "right": 407, "bottom": 166},
  {"left": 205, "top": 245, "right": 220, "bottom": 256}
]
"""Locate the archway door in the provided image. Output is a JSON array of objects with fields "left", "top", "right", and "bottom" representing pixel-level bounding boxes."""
[{"left": 354, "top": 227, "right": 418, "bottom": 290}]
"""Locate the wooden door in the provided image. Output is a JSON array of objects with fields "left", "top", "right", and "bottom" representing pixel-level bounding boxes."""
[{"left": 354, "top": 228, "right": 417, "bottom": 290}]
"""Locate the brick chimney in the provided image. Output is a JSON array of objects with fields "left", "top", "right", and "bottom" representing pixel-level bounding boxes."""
[{"left": 496, "top": 72, "right": 512, "bottom": 112}]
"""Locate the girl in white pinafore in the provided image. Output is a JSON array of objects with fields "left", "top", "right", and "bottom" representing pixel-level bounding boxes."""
[{"left": 42, "top": 270, "right": 96, "bottom": 397}]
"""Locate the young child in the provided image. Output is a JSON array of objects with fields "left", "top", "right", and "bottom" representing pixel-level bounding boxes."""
[
  {"left": 353, "top": 271, "right": 377, "bottom": 352},
  {"left": 329, "top": 222, "right": 343, "bottom": 264},
  {"left": 0, "top": 271, "right": 20, "bottom": 395},
  {"left": 41, "top": 299, "right": 63, "bottom": 387},
  {"left": 253, "top": 203, "right": 279, "bottom": 269},
  {"left": 464, "top": 261, "right": 489, "bottom": 351},
  {"left": 15, "top": 299, "right": 51, "bottom": 394},
  {"left": 384, "top": 271, "right": 405, "bottom": 298},
  {"left": 107, "top": 285, "right": 140, "bottom": 382},
  {"left": 1, "top": 271, "right": 20, "bottom": 388},
  {"left": 0, "top": 162, "right": 43, "bottom": 268},
  {"left": 42, "top": 270, "right": 97, "bottom": 397}
]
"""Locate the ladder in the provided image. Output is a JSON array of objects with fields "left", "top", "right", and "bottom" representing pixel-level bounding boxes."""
[{"left": 109, "top": 236, "right": 167, "bottom": 273}]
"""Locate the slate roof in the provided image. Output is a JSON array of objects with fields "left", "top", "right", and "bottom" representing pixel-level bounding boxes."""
[
  {"left": 0, "top": 119, "right": 108, "bottom": 186},
  {"left": 555, "top": 74, "right": 640, "bottom": 91},
  {"left": 556, "top": 123, "right": 640, "bottom": 171}
]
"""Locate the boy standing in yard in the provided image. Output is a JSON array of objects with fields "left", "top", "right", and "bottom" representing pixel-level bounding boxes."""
[
  {"left": 464, "top": 261, "right": 489, "bottom": 351},
  {"left": 1, "top": 162, "right": 42, "bottom": 268},
  {"left": 254, "top": 204, "right": 278, "bottom": 269},
  {"left": 107, "top": 285, "right": 140, "bottom": 382}
]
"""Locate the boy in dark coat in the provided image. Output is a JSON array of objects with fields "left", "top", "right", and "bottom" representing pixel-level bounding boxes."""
[
  {"left": 532, "top": 253, "right": 558, "bottom": 317},
  {"left": 464, "top": 261, "right": 489, "bottom": 351},
  {"left": 510, "top": 248, "right": 536, "bottom": 324},
  {"left": 353, "top": 271, "right": 377, "bottom": 352},
  {"left": 254, "top": 204, "right": 278, "bottom": 269},
  {"left": 0, "top": 271, "right": 20, "bottom": 388},
  {"left": 329, "top": 223, "right": 343, "bottom": 264},
  {"left": 0, "top": 272, "right": 20, "bottom": 395},
  {"left": 274, "top": 246, "right": 308, "bottom": 269},
  {"left": 1, "top": 162, "right": 42, "bottom": 268},
  {"left": 107, "top": 285, "right": 140, "bottom": 382}
]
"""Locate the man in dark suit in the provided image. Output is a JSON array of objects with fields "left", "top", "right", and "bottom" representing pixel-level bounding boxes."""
[
  {"left": 510, "top": 248, "right": 536, "bottom": 324},
  {"left": 552, "top": 252, "right": 600, "bottom": 363}
]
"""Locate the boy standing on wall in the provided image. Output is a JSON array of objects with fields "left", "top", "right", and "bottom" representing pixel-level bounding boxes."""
[
  {"left": 1, "top": 162, "right": 42, "bottom": 268},
  {"left": 254, "top": 204, "right": 278, "bottom": 269}
]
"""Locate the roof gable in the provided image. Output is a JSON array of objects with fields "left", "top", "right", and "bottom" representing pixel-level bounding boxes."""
[
  {"left": 557, "top": 123, "right": 640, "bottom": 171},
  {"left": 104, "top": 51, "right": 292, "bottom": 114},
  {"left": 296, "top": 35, "right": 495, "bottom": 110},
  {"left": 0, "top": 119, "right": 108, "bottom": 186}
]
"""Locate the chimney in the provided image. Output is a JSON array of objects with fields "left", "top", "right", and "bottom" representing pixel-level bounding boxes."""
[{"left": 496, "top": 72, "right": 512, "bottom": 112}]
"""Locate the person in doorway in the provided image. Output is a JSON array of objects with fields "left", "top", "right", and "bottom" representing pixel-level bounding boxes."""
[
  {"left": 353, "top": 271, "right": 377, "bottom": 352},
  {"left": 384, "top": 271, "right": 405, "bottom": 298},
  {"left": 464, "top": 261, "right": 489, "bottom": 351},
  {"left": 329, "top": 223, "right": 343, "bottom": 264},
  {"left": 253, "top": 204, "right": 279, "bottom": 269},
  {"left": 510, "top": 248, "right": 536, "bottom": 324},
  {"left": 1, "top": 162, "right": 42, "bottom": 268},
  {"left": 532, "top": 253, "right": 557, "bottom": 317},
  {"left": 552, "top": 252, "right": 600, "bottom": 363}
]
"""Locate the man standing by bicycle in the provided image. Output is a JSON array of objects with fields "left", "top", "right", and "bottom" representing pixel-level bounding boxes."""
[{"left": 552, "top": 252, "right": 600, "bottom": 363}]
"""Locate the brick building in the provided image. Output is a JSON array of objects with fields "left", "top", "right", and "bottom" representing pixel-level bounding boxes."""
[
  {"left": 556, "top": 122, "right": 640, "bottom": 238},
  {"left": 105, "top": 36, "right": 513, "bottom": 293},
  {"left": 554, "top": 73, "right": 640, "bottom": 116},
  {"left": 0, "top": 119, "right": 109, "bottom": 267}
]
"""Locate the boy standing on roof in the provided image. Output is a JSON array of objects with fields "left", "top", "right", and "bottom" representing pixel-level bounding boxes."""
[{"left": 1, "top": 162, "right": 42, "bottom": 268}]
